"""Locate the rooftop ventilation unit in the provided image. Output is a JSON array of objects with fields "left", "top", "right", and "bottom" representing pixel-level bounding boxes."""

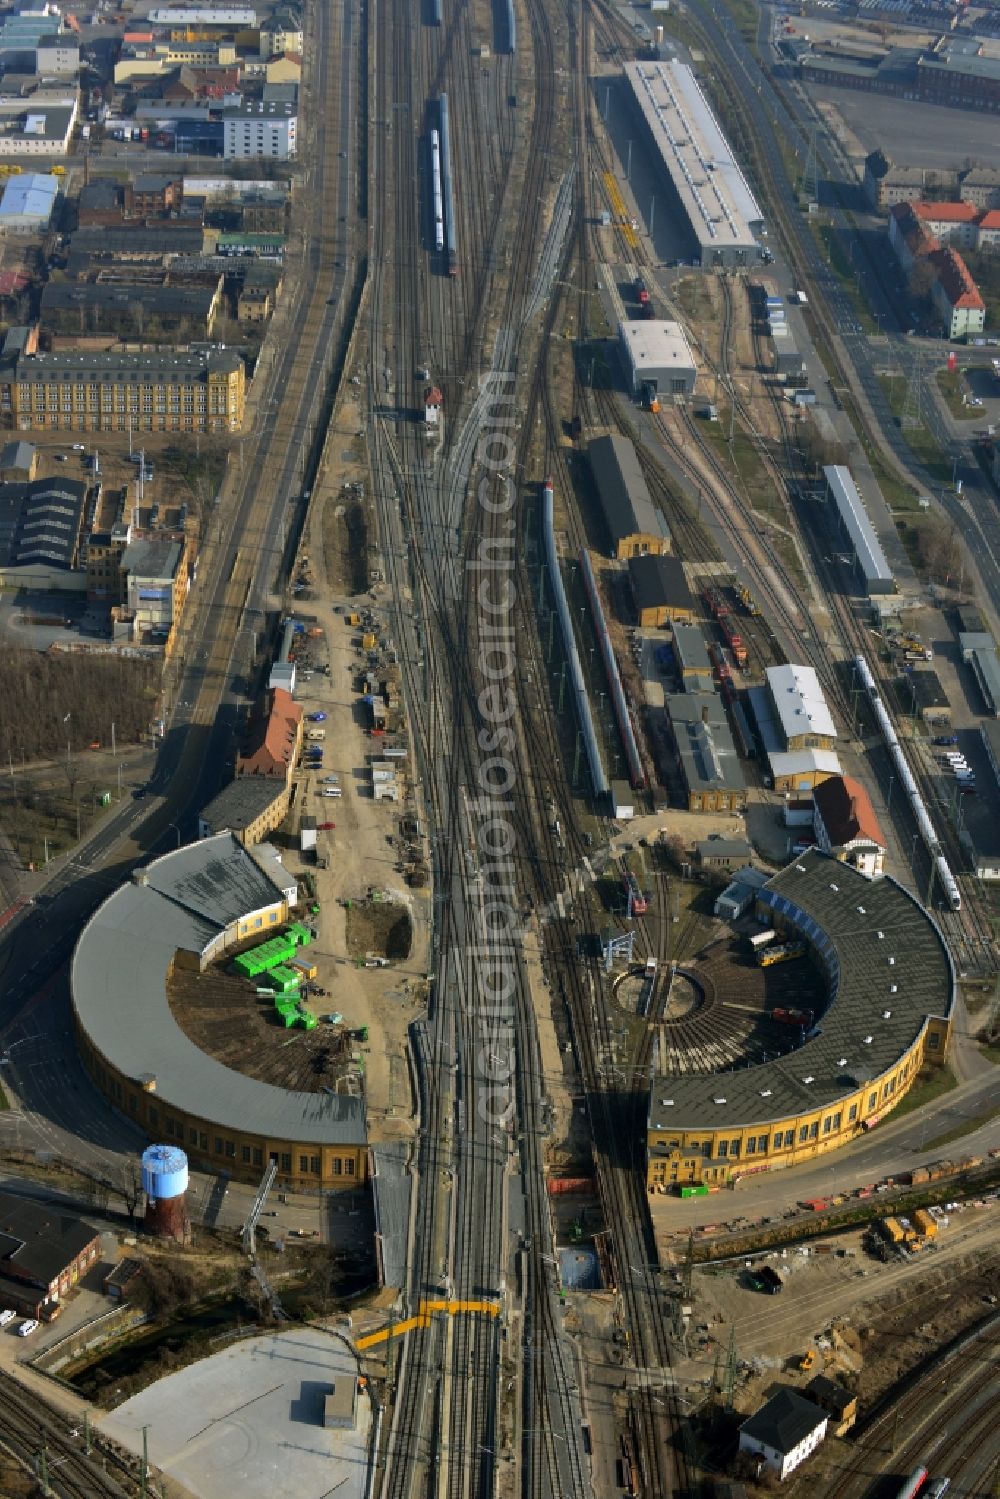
[
  {"left": 863, "top": 1035, "right": 873, "bottom": 1044},
  {"left": 803, "top": 1075, "right": 815, "bottom": 1084},
  {"left": 760, "top": 1089, "right": 772, "bottom": 1098},
  {"left": 660, "top": 1099, "right": 674, "bottom": 1106},
  {"left": 883, "top": 1009, "right": 892, "bottom": 1019},
  {"left": 713, "top": 1097, "right": 727, "bottom": 1105}
]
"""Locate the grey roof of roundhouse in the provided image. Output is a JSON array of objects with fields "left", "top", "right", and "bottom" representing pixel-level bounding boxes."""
[
  {"left": 648, "top": 849, "right": 953, "bottom": 1132},
  {"left": 71, "top": 834, "right": 367, "bottom": 1146}
]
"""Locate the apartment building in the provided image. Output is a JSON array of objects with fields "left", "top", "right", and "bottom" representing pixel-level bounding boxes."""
[{"left": 1, "top": 348, "right": 245, "bottom": 433}]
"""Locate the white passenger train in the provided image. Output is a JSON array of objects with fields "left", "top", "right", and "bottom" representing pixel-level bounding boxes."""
[
  {"left": 853, "top": 654, "right": 961, "bottom": 911},
  {"left": 430, "top": 128, "right": 444, "bottom": 253}
]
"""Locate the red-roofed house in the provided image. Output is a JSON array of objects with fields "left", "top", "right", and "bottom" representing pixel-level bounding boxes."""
[
  {"left": 978, "top": 209, "right": 1000, "bottom": 253},
  {"left": 930, "top": 246, "right": 986, "bottom": 341},
  {"left": 813, "top": 775, "right": 886, "bottom": 878},
  {"left": 888, "top": 203, "right": 940, "bottom": 271},
  {"left": 910, "top": 199, "right": 980, "bottom": 250},
  {"left": 236, "top": 687, "right": 302, "bottom": 784}
]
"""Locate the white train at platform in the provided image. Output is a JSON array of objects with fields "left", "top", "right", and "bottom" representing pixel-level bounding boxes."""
[
  {"left": 853, "top": 654, "right": 961, "bottom": 912},
  {"left": 430, "top": 127, "right": 444, "bottom": 253}
]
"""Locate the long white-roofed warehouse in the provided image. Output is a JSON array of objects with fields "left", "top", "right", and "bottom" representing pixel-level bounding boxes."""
[
  {"left": 624, "top": 60, "right": 766, "bottom": 268},
  {"left": 822, "top": 465, "right": 895, "bottom": 597}
]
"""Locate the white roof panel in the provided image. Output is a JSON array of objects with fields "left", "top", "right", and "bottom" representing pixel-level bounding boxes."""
[{"left": 766, "top": 663, "right": 837, "bottom": 743}]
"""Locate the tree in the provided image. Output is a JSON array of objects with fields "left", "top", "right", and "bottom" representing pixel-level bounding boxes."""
[
  {"left": 119, "top": 1157, "right": 143, "bottom": 1224},
  {"left": 908, "top": 259, "right": 938, "bottom": 302}
]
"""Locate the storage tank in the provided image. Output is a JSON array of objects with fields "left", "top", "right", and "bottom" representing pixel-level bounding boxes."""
[{"left": 141, "top": 1144, "right": 190, "bottom": 1242}]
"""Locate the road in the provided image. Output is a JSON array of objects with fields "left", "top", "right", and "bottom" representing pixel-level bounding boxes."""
[
  {"left": 690, "top": 0, "right": 1000, "bottom": 633},
  {"left": 0, "top": 0, "right": 360, "bottom": 1210}
]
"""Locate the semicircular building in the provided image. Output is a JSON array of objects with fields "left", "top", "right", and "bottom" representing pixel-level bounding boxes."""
[
  {"left": 646, "top": 848, "right": 954, "bottom": 1190},
  {"left": 71, "top": 834, "right": 368, "bottom": 1192}
]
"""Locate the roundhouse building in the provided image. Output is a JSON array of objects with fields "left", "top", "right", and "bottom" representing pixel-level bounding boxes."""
[
  {"left": 71, "top": 834, "right": 368, "bottom": 1192},
  {"left": 646, "top": 849, "right": 952, "bottom": 1190}
]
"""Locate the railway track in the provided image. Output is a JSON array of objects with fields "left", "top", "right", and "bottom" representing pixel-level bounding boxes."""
[
  {"left": 820, "top": 1316, "right": 1000, "bottom": 1499},
  {"left": 0, "top": 1372, "right": 137, "bottom": 1499}
]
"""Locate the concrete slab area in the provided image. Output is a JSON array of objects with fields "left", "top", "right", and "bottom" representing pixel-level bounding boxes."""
[{"left": 101, "top": 1329, "right": 372, "bottom": 1499}]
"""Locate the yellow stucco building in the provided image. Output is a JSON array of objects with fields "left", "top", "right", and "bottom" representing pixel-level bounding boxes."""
[{"left": 647, "top": 849, "right": 953, "bottom": 1190}]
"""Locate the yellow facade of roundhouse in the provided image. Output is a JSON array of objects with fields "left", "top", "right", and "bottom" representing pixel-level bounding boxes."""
[{"left": 646, "top": 1015, "right": 949, "bottom": 1191}]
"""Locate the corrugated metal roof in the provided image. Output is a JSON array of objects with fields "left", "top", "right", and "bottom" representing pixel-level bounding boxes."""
[
  {"left": 624, "top": 60, "right": 762, "bottom": 251},
  {"left": 823, "top": 466, "right": 893, "bottom": 593},
  {"left": 766, "top": 663, "right": 837, "bottom": 744}
]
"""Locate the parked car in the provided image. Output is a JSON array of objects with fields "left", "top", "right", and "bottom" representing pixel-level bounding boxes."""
[
  {"left": 934, "top": 734, "right": 958, "bottom": 746},
  {"left": 321, "top": 788, "right": 342, "bottom": 798},
  {"left": 318, "top": 821, "right": 336, "bottom": 830},
  {"left": 71, "top": 442, "right": 86, "bottom": 452},
  {"left": 17, "top": 1319, "right": 39, "bottom": 1337},
  {"left": 0, "top": 1309, "right": 16, "bottom": 1327},
  {"left": 308, "top": 712, "right": 327, "bottom": 722}
]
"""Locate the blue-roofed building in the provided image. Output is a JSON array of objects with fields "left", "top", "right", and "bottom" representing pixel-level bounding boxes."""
[{"left": 0, "top": 171, "right": 58, "bottom": 234}]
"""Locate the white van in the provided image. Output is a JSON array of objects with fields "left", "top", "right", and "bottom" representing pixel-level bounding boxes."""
[
  {"left": 321, "top": 787, "right": 342, "bottom": 798},
  {"left": 17, "top": 1319, "right": 39, "bottom": 1337},
  {"left": 0, "top": 1309, "right": 16, "bottom": 1327},
  {"left": 307, "top": 729, "right": 326, "bottom": 742}
]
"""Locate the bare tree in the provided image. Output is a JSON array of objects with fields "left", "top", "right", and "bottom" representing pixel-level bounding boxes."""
[{"left": 119, "top": 1157, "right": 143, "bottom": 1225}]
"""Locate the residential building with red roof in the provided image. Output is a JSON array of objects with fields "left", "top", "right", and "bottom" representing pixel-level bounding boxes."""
[
  {"left": 236, "top": 687, "right": 302, "bottom": 783},
  {"left": 930, "top": 246, "right": 986, "bottom": 342},
  {"left": 813, "top": 775, "right": 886, "bottom": 878},
  {"left": 887, "top": 203, "right": 987, "bottom": 341},
  {"left": 909, "top": 199, "right": 980, "bottom": 250}
]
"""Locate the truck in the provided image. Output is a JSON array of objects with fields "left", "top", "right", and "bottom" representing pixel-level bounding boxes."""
[
  {"left": 792, "top": 289, "right": 808, "bottom": 305},
  {"left": 750, "top": 1264, "right": 785, "bottom": 1294},
  {"left": 307, "top": 729, "right": 326, "bottom": 741}
]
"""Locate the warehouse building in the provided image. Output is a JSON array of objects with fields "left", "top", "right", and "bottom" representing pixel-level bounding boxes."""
[
  {"left": 628, "top": 553, "right": 693, "bottom": 626},
  {"left": 587, "top": 434, "right": 672, "bottom": 558},
  {"left": 813, "top": 774, "right": 886, "bottom": 877},
  {"left": 624, "top": 60, "right": 764, "bottom": 267},
  {"left": 822, "top": 466, "right": 895, "bottom": 597},
  {"left": 198, "top": 778, "right": 291, "bottom": 847},
  {"left": 765, "top": 664, "right": 837, "bottom": 751},
  {"left": 0, "top": 1193, "right": 102, "bottom": 1319},
  {"left": 0, "top": 171, "right": 58, "bottom": 235},
  {"left": 646, "top": 849, "right": 953, "bottom": 1190},
  {"left": 767, "top": 749, "right": 842, "bottom": 795},
  {"left": 666, "top": 691, "right": 747, "bottom": 813},
  {"left": 672, "top": 621, "right": 713, "bottom": 689},
  {"left": 0, "top": 348, "right": 245, "bottom": 434},
  {"left": 618, "top": 320, "right": 697, "bottom": 399},
  {"left": 968, "top": 644, "right": 1000, "bottom": 717},
  {"left": 72, "top": 834, "right": 368, "bottom": 1192},
  {"left": 0, "top": 475, "right": 86, "bottom": 588}
]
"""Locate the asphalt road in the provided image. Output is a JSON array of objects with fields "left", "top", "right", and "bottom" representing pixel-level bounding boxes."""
[
  {"left": 0, "top": 0, "right": 359, "bottom": 1189},
  {"left": 693, "top": 0, "right": 1000, "bottom": 631}
]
